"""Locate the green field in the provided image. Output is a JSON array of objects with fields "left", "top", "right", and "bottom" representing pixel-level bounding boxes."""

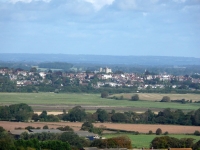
[
  {"left": 0, "top": 93, "right": 200, "bottom": 111},
  {"left": 111, "top": 93, "right": 200, "bottom": 102},
  {"left": 104, "top": 134, "right": 200, "bottom": 148}
]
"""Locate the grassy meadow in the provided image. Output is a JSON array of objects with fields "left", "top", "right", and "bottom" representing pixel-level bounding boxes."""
[
  {"left": 104, "top": 134, "right": 200, "bottom": 148},
  {"left": 0, "top": 93, "right": 200, "bottom": 111},
  {"left": 111, "top": 93, "right": 200, "bottom": 102}
]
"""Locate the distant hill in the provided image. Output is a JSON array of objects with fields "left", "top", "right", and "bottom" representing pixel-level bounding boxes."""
[{"left": 0, "top": 53, "right": 200, "bottom": 66}]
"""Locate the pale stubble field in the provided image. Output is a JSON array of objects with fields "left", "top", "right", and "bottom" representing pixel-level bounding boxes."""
[{"left": 1, "top": 121, "right": 200, "bottom": 134}]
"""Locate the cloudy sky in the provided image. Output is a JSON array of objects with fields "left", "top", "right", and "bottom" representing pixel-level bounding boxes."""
[{"left": 0, "top": 0, "right": 200, "bottom": 57}]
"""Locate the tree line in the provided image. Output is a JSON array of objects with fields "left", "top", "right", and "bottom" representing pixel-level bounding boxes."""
[
  {"left": 1, "top": 104, "right": 200, "bottom": 126},
  {"left": 151, "top": 136, "right": 200, "bottom": 149}
]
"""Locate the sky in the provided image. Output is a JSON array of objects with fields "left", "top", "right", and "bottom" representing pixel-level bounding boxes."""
[{"left": 0, "top": 0, "right": 200, "bottom": 57}]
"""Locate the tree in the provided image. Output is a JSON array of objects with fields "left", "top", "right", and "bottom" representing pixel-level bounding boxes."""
[
  {"left": 91, "top": 136, "right": 132, "bottom": 149},
  {"left": 81, "top": 122, "right": 94, "bottom": 131},
  {"left": 194, "top": 130, "right": 200, "bottom": 136},
  {"left": 156, "top": 128, "right": 162, "bottom": 135},
  {"left": 30, "top": 67, "right": 37, "bottom": 72},
  {"left": 161, "top": 96, "right": 171, "bottom": 102},
  {"left": 43, "top": 125, "right": 49, "bottom": 129},
  {"left": 149, "top": 130, "right": 153, "bottom": 134},
  {"left": 32, "top": 113, "right": 39, "bottom": 122},
  {"left": 57, "top": 126, "right": 73, "bottom": 132},
  {"left": 193, "top": 140, "right": 200, "bottom": 150},
  {"left": 131, "top": 94, "right": 139, "bottom": 101},
  {"left": 111, "top": 113, "right": 128, "bottom": 123},
  {"left": 68, "top": 106, "right": 86, "bottom": 122},
  {"left": 9, "top": 103, "right": 34, "bottom": 121},
  {"left": 0, "top": 106, "right": 11, "bottom": 120},
  {"left": 58, "top": 132, "right": 87, "bottom": 148},
  {"left": 151, "top": 136, "right": 181, "bottom": 148},
  {"left": 192, "top": 108, "right": 200, "bottom": 126},
  {"left": 101, "top": 91, "right": 108, "bottom": 98},
  {"left": 39, "top": 110, "right": 48, "bottom": 121},
  {"left": 96, "top": 109, "right": 109, "bottom": 122}
]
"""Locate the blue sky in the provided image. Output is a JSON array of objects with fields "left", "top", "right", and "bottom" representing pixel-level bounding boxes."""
[{"left": 0, "top": 0, "right": 200, "bottom": 57}]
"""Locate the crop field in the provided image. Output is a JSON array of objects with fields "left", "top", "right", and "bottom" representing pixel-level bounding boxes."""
[
  {"left": 1, "top": 121, "right": 199, "bottom": 135},
  {"left": 94, "top": 123, "right": 200, "bottom": 134},
  {"left": 111, "top": 93, "right": 200, "bottom": 102},
  {"left": 104, "top": 134, "right": 200, "bottom": 148},
  {"left": 0, "top": 93, "right": 200, "bottom": 111},
  {"left": 1, "top": 121, "right": 200, "bottom": 148}
]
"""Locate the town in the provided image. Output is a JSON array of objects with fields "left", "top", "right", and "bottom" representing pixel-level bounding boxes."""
[{"left": 0, "top": 66, "right": 200, "bottom": 93}]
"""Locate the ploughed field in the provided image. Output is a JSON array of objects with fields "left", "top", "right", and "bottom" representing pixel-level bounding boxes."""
[
  {"left": 0, "top": 93, "right": 200, "bottom": 112},
  {"left": 1, "top": 121, "right": 200, "bottom": 134}
]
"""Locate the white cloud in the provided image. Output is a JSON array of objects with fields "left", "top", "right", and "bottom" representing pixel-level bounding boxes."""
[{"left": 84, "top": 0, "right": 114, "bottom": 11}]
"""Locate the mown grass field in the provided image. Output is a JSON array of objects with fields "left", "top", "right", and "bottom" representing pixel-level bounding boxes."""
[
  {"left": 0, "top": 93, "right": 200, "bottom": 111},
  {"left": 111, "top": 93, "right": 200, "bottom": 102},
  {"left": 104, "top": 134, "right": 200, "bottom": 148}
]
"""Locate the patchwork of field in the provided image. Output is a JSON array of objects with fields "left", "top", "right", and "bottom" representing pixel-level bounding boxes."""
[
  {"left": 0, "top": 93, "right": 200, "bottom": 112},
  {"left": 1, "top": 121, "right": 200, "bottom": 134}
]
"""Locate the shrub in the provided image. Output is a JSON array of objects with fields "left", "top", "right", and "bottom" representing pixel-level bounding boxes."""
[
  {"left": 156, "top": 128, "right": 162, "bottom": 135},
  {"left": 101, "top": 91, "right": 109, "bottom": 98},
  {"left": 25, "top": 126, "right": 35, "bottom": 130},
  {"left": 148, "top": 130, "right": 153, "bottom": 135},
  {"left": 194, "top": 130, "right": 200, "bottom": 136},
  {"left": 43, "top": 125, "right": 49, "bottom": 129},
  {"left": 0, "top": 126, "right": 5, "bottom": 133},
  {"left": 161, "top": 96, "right": 171, "bottom": 102},
  {"left": 131, "top": 94, "right": 139, "bottom": 101},
  {"left": 164, "top": 131, "right": 169, "bottom": 135},
  {"left": 81, "top": 122, "right": 94, "bottom": 131}
]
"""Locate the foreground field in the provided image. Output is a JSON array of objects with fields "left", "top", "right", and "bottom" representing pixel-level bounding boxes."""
[
  {"left": 0, "top": 93, "right": 200, "bottom": 111},
  {"left": 104, "top": 134, "right": 200, "bottom": 148},
  {"left": 1, "top": 121, "right": 199, "bottom": 134}
]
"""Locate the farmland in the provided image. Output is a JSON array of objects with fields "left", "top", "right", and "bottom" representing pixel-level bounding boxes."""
[
  {"left": 0, "top": 93, "right": 200, "bottom": 112},
  {"left": 111, "top": 93, "right": 200, "bottom": 102},
  {"left": 1, "top": 121, "right": 200, "bottom": 148},
  {"left": 104, "top": 134, "right": 200, "bottom": 148},
  {"left": 1, "top": 121, "right": 200, "bottom": 134}
]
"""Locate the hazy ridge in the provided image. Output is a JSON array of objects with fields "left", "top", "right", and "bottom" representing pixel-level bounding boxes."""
[{"left": 0, "top": 53, "right": 200, "bottom": 66}]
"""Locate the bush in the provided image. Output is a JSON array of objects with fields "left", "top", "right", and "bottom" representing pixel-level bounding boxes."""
[
  {"left": 0, "top": 126, "right": 5, "bottom": 133},
  {"left": 161, "top": 96, "right": 170, "bottom": 102},
  {"left": 57, "top": 126, "right": 73, "bottom": 131},
  {"left": 194, "top": 130, "right": 200, "bottom": 136},
  {"left": 43, "top": 125, "right": 49, "bottom": 129},
  {"left": 193, "top": 140, "right": 200, "bottom": 150},
  {"left": 81, "top": 122, "right": 94, "bottom": 131},
  {"left": 164, "top": 131, "right": 169, "bottom": 135},
  {"left": 25, "top": 126, "right": 35, "bottom": 130},
  {"left": 156, "top": 128, "right": 162, "bottom": 135},
  {"left": 131, "top": 94, "right": 139, "bottom": 101},
  {"left": 148, "top": 130, "right": 153, "bottom": 135},
  {"left": 101, "top": 91, "right": 109, "bottom": 98}
]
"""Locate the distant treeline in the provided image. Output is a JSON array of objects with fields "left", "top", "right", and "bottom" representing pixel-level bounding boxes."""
[
  {"left": 1, "top": 61, "right": 200, "bottom": 75},
  {"left": 39, "top": 62, "right": 73, "bottom": 71},
  {"left": 1, "top": 104, "right": 200, "bottom": 126}
]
